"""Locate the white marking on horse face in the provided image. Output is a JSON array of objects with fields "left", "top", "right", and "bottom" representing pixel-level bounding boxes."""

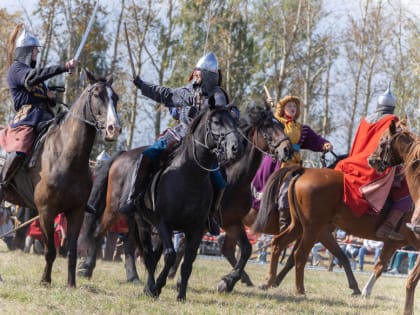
[{"left": 105, "top": 86, "right": 121, "bottom": 140}]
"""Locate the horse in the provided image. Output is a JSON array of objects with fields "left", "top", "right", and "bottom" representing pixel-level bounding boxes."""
[
  {"left": 1, "top": 69, "right": 120, "bottom": 287},
  {"left": 255, "top": 149, "right": 420, "bottom": 298},
  {"left": 368, "top": 119, "right": 419, "bottom": 315},
  {"left": 79, "top": 105, "right": 245, "bottom": 300},
  {"left": 168, "top": 103, "right": 294, "bottom": 292},
  {"left": 248, "top": 156, "right": 361, "bottom": 295}
]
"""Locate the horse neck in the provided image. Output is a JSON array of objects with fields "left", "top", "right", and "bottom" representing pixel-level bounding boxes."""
[
  {"left": 404, "top": 140, "right": 420, "bottom": 203},
  {"left": 55, "top": 96, "right": 97, "bottom": 167},
  {"left": 227, "top": 128, "right": 263, "bottom": 185}
]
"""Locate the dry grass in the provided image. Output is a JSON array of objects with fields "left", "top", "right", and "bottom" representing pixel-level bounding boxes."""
[{"left": 0, "top": 243, "right": 418, "bottom": 315}]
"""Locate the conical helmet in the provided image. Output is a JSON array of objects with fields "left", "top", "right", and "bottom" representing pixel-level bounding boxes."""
[
  {"left": 15, "top": 27, "right": 41, "bottom": 48},
  {"left": 96, "top": 150, "right": 110, "bottom": 162},
  {"left": 377, "top": 82, "right": 396, "bottom": 107},
  {"left": 195, "top": 52, "right": 219, "bottom": 74}
]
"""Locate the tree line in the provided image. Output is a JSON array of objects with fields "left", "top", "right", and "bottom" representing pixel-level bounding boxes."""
[{"left": 0, "top": 0, "right": 419, "bottom": 160}]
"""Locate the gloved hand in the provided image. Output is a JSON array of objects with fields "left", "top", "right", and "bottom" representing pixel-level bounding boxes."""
[{"left": 133, "top": 75, "right": 142, "bottom": 87}]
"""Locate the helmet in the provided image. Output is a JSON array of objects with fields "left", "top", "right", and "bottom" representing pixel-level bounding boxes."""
[
  {"left": 195, "top": 52, "right": 219, "bottom": 74},
  {"left": 15, "top": 27, "right": 41, "bottom": 48},
  {"left": 377, "top": 82, "right": 396, "bottom": 107}
]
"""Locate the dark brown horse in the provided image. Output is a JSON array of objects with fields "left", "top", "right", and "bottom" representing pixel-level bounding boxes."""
[
  {"left": 368, "top": 119, "right": 419, "bottom": 315},
  {"left": 255, "top": 157, "right": 420, "bottom": 297},
  {"left": 80, "top": 106, "right": 244, "bottom": 300},
  {"left": 2, "top": 69, "right": 120, "bottom": 287}
]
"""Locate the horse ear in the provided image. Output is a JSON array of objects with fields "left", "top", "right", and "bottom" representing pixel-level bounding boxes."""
[
  {"left": 390, "top": 120, "right": 397, "bottom": 134},
  {"left": 105, "top": 74, "right": 113, "bottom": 85},
  {"left": 84, "top": 68, "right": 97, "bottom": 85},
  {"left": 400, "top": 115, "right": 408, "bottom": 128}
]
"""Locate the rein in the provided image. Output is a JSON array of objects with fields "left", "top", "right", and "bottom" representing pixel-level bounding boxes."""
[{"left": 237, "top": 126, "right": 290, "bottom": 160}]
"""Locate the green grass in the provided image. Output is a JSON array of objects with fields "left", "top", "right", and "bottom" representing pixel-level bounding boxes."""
[{"left": 0, "top": 244, "right": 417, "bottom": 315}]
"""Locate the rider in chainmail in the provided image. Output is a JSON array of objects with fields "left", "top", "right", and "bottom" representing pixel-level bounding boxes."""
[{"left": 119, "top": 52, "right": 239, "bottom": 235}]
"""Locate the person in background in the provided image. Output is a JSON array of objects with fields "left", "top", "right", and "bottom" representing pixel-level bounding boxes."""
[
  {"left": 358, "top": 239, "right": 383, "bottom": 271},
  {"left": 388, "top": 246, "right": 418, "bottom": 275}
]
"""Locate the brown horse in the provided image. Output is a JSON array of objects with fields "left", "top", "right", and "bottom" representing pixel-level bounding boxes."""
[
  {"left": 255, "top": 157, "right": 420, "bottom": 297},
  {"left": 368, "top": 119, "right": 419, "bottom": 315},
  {"left": 249, "top": 165, "right": 361, "bottom": 295},
  {"left": 2, "top": 69, "right": 120, "bottom": 287}
]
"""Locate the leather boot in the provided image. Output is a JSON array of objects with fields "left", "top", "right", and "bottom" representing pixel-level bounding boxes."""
[
  {"left": 278, "top": 207, "right": 291, "bottom": 233},
  {"left": 118, "top": 154, "right": 153, "bottom": 215},
  {"left": 376, "top": 209, "right": 405, "bottom": 241},
  {"left": 206, "top": 187, "right": 225, "bottom": 236},
  {"left": 1, "top": 152, "right": 26, "bottom": 187}
]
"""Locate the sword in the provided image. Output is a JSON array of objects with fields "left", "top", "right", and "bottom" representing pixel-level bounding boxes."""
[
  {"left": 124, "top": 22, "right": 136, "bottom": 79},
  {"left": 73, "top": 0, "right": 100, "bottom": 61},
  {"left": 263, "top": 85, "right": 275, "bottom": 108}
]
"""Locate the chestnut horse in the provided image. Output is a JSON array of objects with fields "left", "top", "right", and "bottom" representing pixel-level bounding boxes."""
[
  {"left": 256, "top": 159, "right": 419, "bottom": 297},
  {"left": 368, "top": 119, "right": 419, "bottom": 315},
  {"left": 250, "top": 163, "right": 361, "bottom": 295},
  {"left": 1, "top": 69, "right": 120, "bottom": 287},
  {"left": 80, "top": 106, "right": 244, "bottom": 301}
]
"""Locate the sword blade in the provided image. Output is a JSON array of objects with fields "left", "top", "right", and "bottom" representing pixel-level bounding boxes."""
[
  {"left": 124, "top": 22, "right": 136, "bottom": 79},
  {"left": 74, "top": 0, "right": 100, "bottom": 61}
]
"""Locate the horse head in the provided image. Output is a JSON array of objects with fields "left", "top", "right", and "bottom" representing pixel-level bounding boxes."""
[
  {"left": 76, "top": 68, "right": 121, "bottom": 141},
  {"left": 189, "top": 107, "right": 243, "bottom": 167},
  {"left": 241, "top": 102, "right": 293, "bottom": 162},
  {"left": 368, "top": 119, "right": 412, "bottom": 173}
]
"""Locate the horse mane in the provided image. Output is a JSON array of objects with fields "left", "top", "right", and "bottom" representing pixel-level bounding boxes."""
[{"left": 239, "top": 103, "right": 278, "bottom": 132}]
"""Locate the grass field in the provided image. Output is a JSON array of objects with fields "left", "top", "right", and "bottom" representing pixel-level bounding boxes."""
[{"left": 0, "top": 243, "right": 418, "bottom": 315}]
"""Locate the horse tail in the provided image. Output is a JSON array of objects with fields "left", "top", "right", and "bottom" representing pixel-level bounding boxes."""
[
  {"left": 287, "top": 168, "right": 305, "bottom": 231},
  {"left": 252, "top": 165, "right": 301, "bottom": 234}
]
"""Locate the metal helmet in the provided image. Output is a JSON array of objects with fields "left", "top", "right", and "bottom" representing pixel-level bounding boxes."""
[
  {"left": 195, "top": 52, "right": 219, "bottom": 74},
  {"left": 15, "top": 27, "right": 41, "bottom": 48},
  {"left": 377, "top": 82, "right": 396, "bottom": 107}
]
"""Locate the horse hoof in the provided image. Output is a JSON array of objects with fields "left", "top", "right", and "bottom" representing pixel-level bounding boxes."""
[
  {"left": 128, "top": 277, "right": 141, "bottom": 284},
  {"left": 77, "top": 269, "right": 91, "bottom": 278},
  {"left": 176, "top": 295, "right": 186, "bottom": 302},
  {"left": 258, "top": 283, "right": 270, "bottom": 290},
  {"left": 217, "top": 280, "right": 227, "bottom": 293},
  {"left": 352, "top": 289, "right": 361, "bottom": 296}
]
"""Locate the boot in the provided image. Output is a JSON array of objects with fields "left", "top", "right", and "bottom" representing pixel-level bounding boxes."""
[
  {"left": 206, "top": 187, "right": 225, "bottom": 236},
  {"left": 278, "top": 208, "right": 291, "bottom": 233},
  {"left": 376, "top": 209, "right": 405, "bottom": 241},
  {"left": 1, "top": 152, "right": 26, "bottom": 187},
  {"left": 118, "top": 154, "right": 153, "bottom": 215}
]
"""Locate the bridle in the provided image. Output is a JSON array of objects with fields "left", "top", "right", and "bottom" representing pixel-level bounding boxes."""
[
  {"left": 375, "top": 131, "right": 401, "bottom": 171},
  {"left": 192, "top": 110, "right": 238, "bottom": 172},
  {"left": 238, "top": 119, "right": 290, "bottom": 161},
  {"left": 67, "top": 82, "right": 115, "bottom": 132}
]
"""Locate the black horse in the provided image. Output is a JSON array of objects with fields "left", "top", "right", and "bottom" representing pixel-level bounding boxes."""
[{"left": 78, "top": 105, "right": 244, "bottom": 300}]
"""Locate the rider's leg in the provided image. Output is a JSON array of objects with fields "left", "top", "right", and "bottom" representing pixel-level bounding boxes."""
[
  {"left": 1, "top": 151, "right": 26, "bottom": 186},
  {"left": 208, "top": 167, "right": 227, "bottom": 236},
  {"left": 277, "top": 176, "right": 291, "bottom": 233},
  {"left": 278, "top": 208, "right": 291, "bottom": 233}
]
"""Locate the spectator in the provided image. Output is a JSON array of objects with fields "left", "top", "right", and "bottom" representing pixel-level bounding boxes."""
[
  {"left": 329, "top": 229, "right": 347, "bottom": 269},
  {"left": 344, "top": 235, "right": 363, "bottom": 270},
  {"left": 388, "top": 246, "right": 418, "bottom": 275},
  {"left": 257, "top": 234, "right": 271, "bottom": 264},
  {"left": 0, "top": 204, "right": 14, "bottom": 250},
  {"left": 358, "top": 239, "right": 383, "bottom": 271},
  {"left": 311, "top": 242, "right": 325, "bottom": 266}
]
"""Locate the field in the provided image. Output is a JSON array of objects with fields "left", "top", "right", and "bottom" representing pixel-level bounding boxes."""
[{"left": 0, "top": 243, "right": 418, "bottom": 315}]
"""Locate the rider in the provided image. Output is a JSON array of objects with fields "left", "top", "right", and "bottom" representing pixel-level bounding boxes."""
[
  {"left": 251, "top": 95, "right": 333, "bottom": 232},
  {"left": 335, "top": 84, "right": 412, "bottom": 241},
  {"left": 119, "top": 52, "right": 239, "bottom": 235},
  {"left": 0, "top": 24, "right": 77, "bottom": 197}
]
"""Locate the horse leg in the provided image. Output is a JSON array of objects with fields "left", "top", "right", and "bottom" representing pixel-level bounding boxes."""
[
  {"left": 123, "top": 232, "right": 140, "bottom": 283},
  {"left": 273, "top": 240, "right": 299, "bottom": 287},
  {"left": 218, "top": 231, "right": 253, "bottom": 287},
  {"left": 362, "top": 242, "right": 398, "bottom": 297},
  {"left": 154, "top": 221, "right": 176, "bottom": 297},
  {"left": 294, "top": 231, "right": 319, "bottom": 295},
  {"left": 65, "top": 208, "right": 85, "bottom": 287},
  {"left": 320, "top": 229, "right": 361, "bottom": 295},
  {"left": 77, "top": 212, "right": 98, "bottom": 278},
  {"left": 259, "top": 226, "right": 301, "bottom": 290},
  {"left": 404, "top": 255, "right": 420, "bottom": 315},
  {"left": 217, "top": 224, "right": 253, "bottom": 293},
  {"left": 177, "top": 229, "right": 203, "bottom": 301},
  {"left": 38, "top": 212, "right": 56, "bottom": 286}
]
